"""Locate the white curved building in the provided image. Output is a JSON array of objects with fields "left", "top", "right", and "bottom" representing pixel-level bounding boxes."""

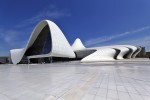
[
  {"left": 10, "top": 20, "right": 141, "bottom": 64},
  {"left": 10, "top": 20, "right": 75, "bottom": 64}
]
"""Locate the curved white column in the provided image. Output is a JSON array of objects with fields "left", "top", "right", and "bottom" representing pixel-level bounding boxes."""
[
  {"left": 121, "top": 45, "right": 138, "bottom": 59},
  {"left": 10, "top": 20, "right": 75, "bottom": 64},
  {"left": 132, "top": 46, "right": 141, "bottom": 58},
  {"left": 111, "top": 47, "right": 129, "bottom": 59}
]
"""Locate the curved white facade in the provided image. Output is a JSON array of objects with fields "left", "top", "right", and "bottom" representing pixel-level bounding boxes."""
[
  {"left": 10, "top": 48, "right": 25, "bottom": 64},
  {"left": 81, "top": 48, "right": 116, "bottom": 62},
  {"left": 10, "top": 20, "right": 75, "bottom": 64},
  {"left": 72, "top": 38, "right": 85, "bottom": 51},
  {"left": 109, "top": 45, "right": 138, "bottom": 59},
  {"left": 132, "top": 46, "right": 141, "bottom": 58},
  {"left": 10, "top": 20, "right": 141, "bottom": 64},
  {"left": 80, "top": 44, "right": 140, "bottom": 62},
  {"left": 111, "top": 46, "right": 129, "bottom": 59},
  {"left": 121, "top": 45, "right": 138, "bottom": 59}
]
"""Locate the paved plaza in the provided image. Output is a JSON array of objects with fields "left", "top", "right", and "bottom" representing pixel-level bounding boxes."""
[{"left": 0, "top": 59, "right": 150, "bottom": 100}]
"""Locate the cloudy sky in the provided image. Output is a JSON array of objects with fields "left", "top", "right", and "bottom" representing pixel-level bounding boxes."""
[{"left": 0, "top": 0, "right": 150, "bottom": 56}]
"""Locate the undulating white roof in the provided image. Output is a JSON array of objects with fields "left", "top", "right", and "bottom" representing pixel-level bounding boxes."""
[{"left": 10, "top": 20, "right": 141, "bottom": 64}]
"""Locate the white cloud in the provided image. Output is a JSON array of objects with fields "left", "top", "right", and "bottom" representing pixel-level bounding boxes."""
[
  {"left": 0, "top": 4, "right": 70, "bottom": 56},
  {"left": 15, "top": 5, "right": 70, "bottom": 28},
  {"left": 11, "top": 4, "right": 70, "bottom": 46},
  {"left": 118, "top": 36, "right": 150, "bottom": 51},
  {"left": 85, "top": 26, "right": 150, "bottom": 46},
  {"left": 0, "top": 29, "right": 27, "bottom": 56}
]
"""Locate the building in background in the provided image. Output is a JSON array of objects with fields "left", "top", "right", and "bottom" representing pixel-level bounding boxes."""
[
  {"left": 146, "top": 52, "right": 150, "bottom": 58},
  {"left": 136, "top": 46, "right": 147, "bottom": 58},
  {"left": 0, "top": 56, "right": 9, "bottom": 64}
]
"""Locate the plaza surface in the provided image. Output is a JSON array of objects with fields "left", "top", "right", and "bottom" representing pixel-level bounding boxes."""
[{"left": 0, "top": 59, "right": 150, "bottom": 100}]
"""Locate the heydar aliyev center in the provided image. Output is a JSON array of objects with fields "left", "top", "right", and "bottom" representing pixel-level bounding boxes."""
[{"left": 10, "top": 20, "right": 141, "bottom": 64}]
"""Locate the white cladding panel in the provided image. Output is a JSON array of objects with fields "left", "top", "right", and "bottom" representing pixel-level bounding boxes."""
[
  {"left": 47, "top": 21, "right": 75, "bottom": 58},
  {"left": 10, "top": 20, "right": 75, "bottom": 64}
]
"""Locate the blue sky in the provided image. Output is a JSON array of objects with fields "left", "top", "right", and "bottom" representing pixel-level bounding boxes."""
[{"left": 0, "top": 0, "right": 150, "bottom": 56}]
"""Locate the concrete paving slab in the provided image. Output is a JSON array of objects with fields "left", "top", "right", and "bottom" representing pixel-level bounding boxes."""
[{"left": 0, "top": 59, "right": 150, "bottom": 100}]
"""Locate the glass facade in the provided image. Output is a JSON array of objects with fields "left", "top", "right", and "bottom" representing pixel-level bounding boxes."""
[{"left": 25, "top": 25, "right": 52, "bottom": 56}]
